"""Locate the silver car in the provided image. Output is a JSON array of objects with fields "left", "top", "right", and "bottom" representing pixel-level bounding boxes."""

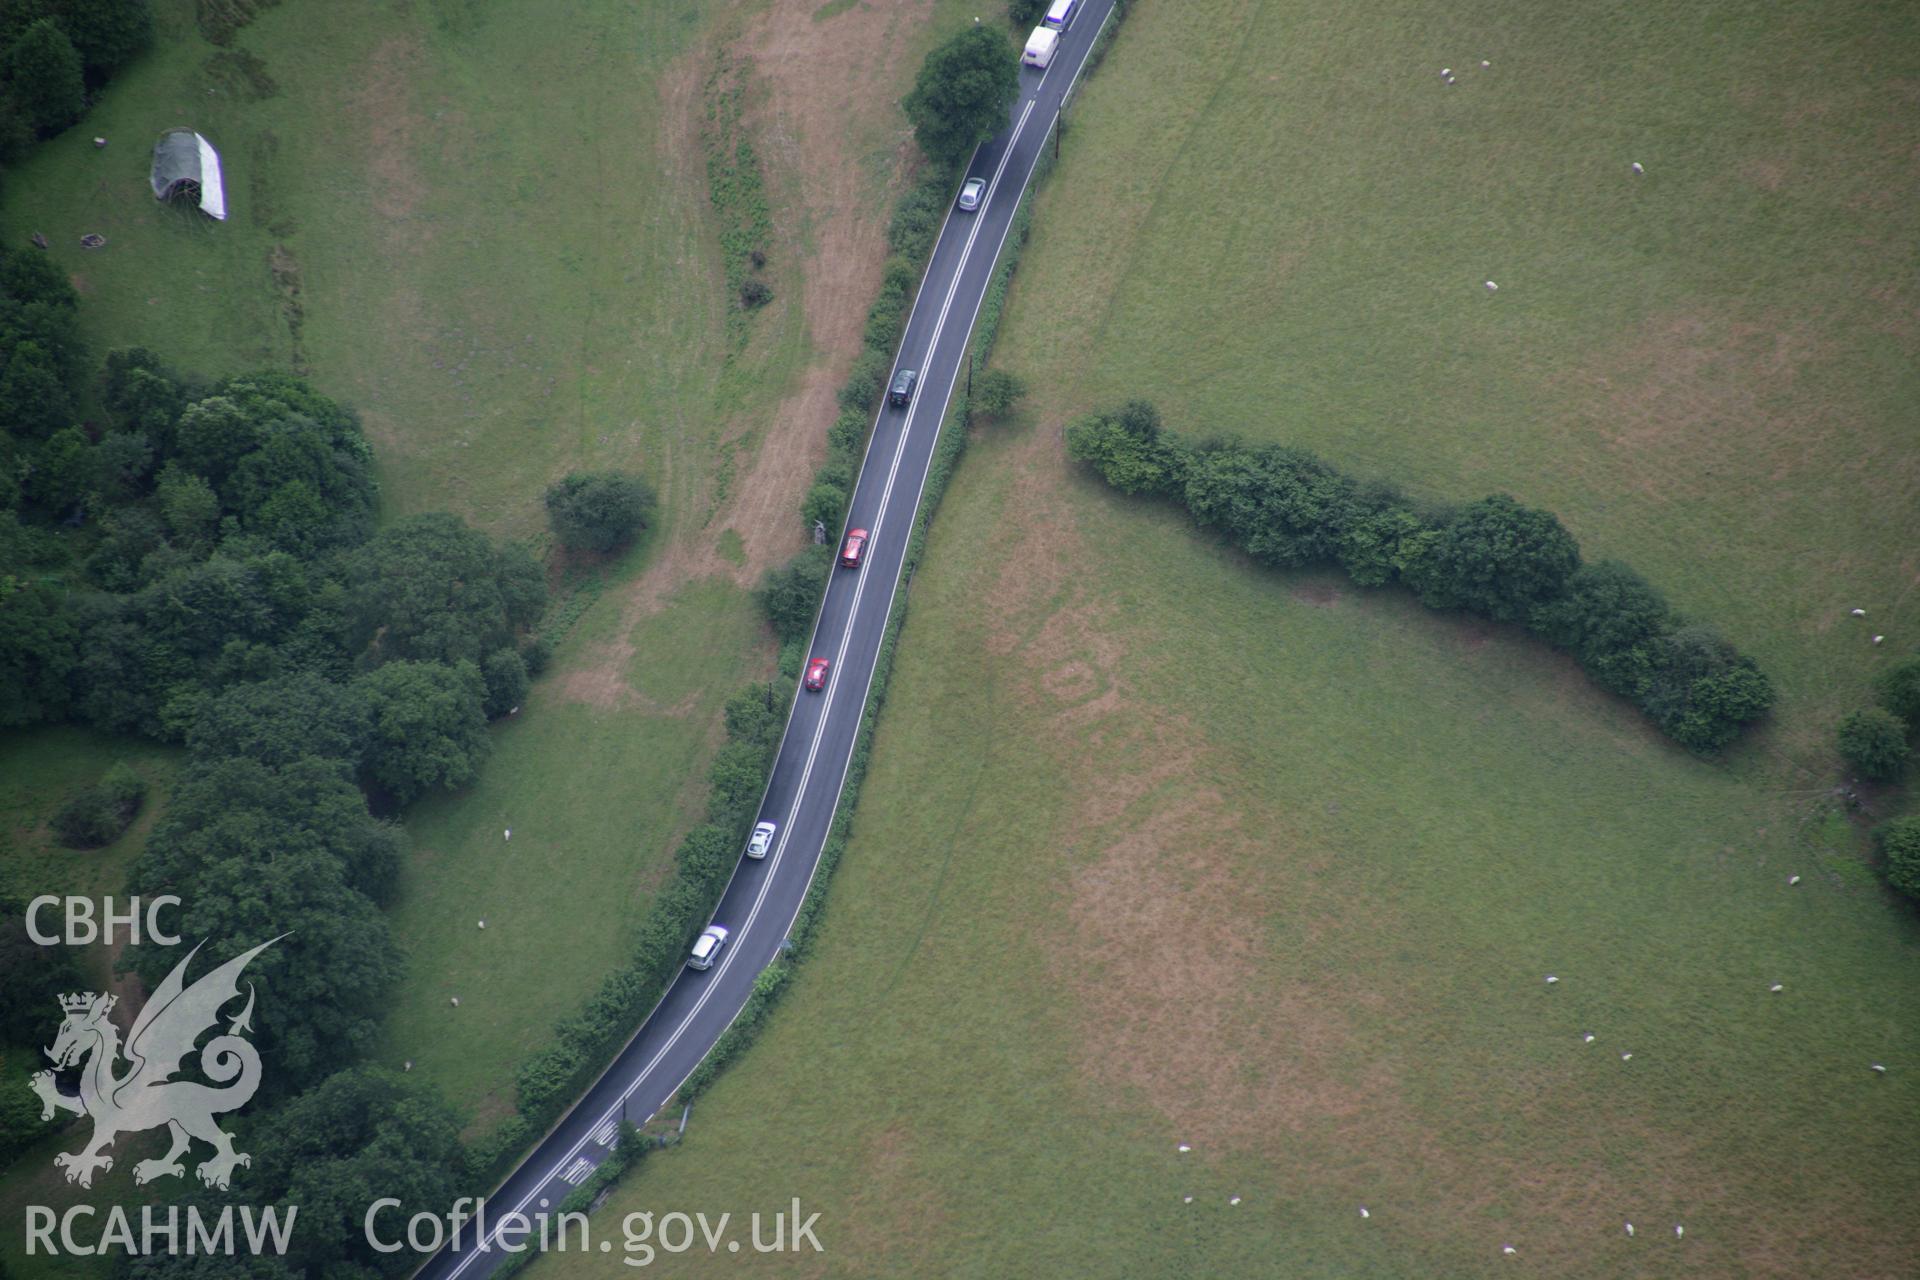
[
  {"left": 747, "top": 821, "right": 777, "bottom": 860},
  {"left": 957, "top": 177, "right": 986, "bottom": 212},
  {"left": 687, "top": 925, "right": 729, "bottom": 971}
]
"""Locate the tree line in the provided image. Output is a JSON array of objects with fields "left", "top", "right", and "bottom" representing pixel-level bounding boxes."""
[
  {"left": 0, "top": 234, "right": 550, "bottom": 1273},
  {"left": 1066, "top": 400, "right": 1775, "bottom": 752}
]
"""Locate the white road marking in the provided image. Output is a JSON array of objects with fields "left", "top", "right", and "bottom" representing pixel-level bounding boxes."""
[{"left": 435, "top": 10, "right": 1112, "bottom": 1274}]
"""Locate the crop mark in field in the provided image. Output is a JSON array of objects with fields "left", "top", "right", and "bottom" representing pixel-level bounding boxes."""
[
  {"left": 267, "top": 244, "right": 308, "bottom": 375},
  {"left": 553, "top": 0, "right": 923, "bottom": 711},
  {"left": 202, "top": 47, "right": 278, "bottom": 101},
  {"left": 351, "top": 38, "right": 431, "bottom": 225}
]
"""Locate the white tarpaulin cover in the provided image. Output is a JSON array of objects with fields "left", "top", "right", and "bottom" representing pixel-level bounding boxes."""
[{"left": 150, "top": 128, "right": 227, "bottom": 221}]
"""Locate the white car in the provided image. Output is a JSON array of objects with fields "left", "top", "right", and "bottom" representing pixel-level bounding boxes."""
[
  {"left": 747, "top": 821, "right": 777, "bottom": 860},
  {"left": 687, "top": 925, "right": 729, "bottom": 971},
  {"left": 957, "top": 177, "right": 986, "bottom": 212}
]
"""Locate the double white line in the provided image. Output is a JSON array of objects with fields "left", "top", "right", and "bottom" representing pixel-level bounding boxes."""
[{"left": 438, "top": 67, "right": 1060, "bottom": 1280}]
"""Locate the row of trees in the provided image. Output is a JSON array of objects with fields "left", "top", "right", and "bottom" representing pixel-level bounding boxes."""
[
  {"left": 1066, "top": 401, "right": 1775, "bottom": 752},
  {"left": 1834, "top": 656, "right": 1920, "bottom": 906}
]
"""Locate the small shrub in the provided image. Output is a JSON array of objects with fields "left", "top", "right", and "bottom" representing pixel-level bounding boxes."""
[
  {"left": 1064, "top": 399, "right": 1184, "bottom": 496},
  {"left": 755, "top": 546, "right": 833, "bottom": 645},
  {"left": 739, "top": 277, "right": 772, "bottom": 309},
  {"left": 972, "top": 369, "right": 1027, "bottom": 421},
  {"left": 1838, "top": 707, "right": 1910, "bottom": 781},
  {"left": 1009, "top": 0, "right": 1047, "bottom": 22},
  {"left": 50, "top": 765, "right": 147, "bottom": 849},
  {"left": 1877, "top": 816, "right": 1920, "bottom": 902},
  {"left": 801, "top": 481, "right": 849, "bottom": 536},
  {"left": 545, "top": 470, "right": 657, "bottom": 554}
]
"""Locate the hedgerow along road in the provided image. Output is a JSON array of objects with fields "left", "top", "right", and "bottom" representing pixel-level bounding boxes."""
[{"left": 415, "top": 7, "right": 1119, "bottom": 1277}]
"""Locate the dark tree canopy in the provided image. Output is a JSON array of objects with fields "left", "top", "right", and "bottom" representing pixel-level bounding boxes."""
[
  {"left": 903, "top": 24, "right": 1020, "bottom": 168},
  {"left": 1066, "top": 399, "right": 1772, "bottom": 752},
  {"left": 355, "top": 658, "right": 491, "bottom": 803},
  {"left": 345, "top": 513, "right": 545, "bottom": 668},
  {"left": 45, "top": 0, "right": 154, "bottom": 81},
  {"left": 128, "top": 758, "right": 405, "bottom": 1097},
  {"left": 1874, "top": 655, "right": 1920, "bottom": 725},
  {"left": 0, "top": 581, "right": 76, "bottom": 726},
  {"left": 755, "top": 544, "right": 833, "bottom": 645},
  {"left": 1064, "top": 400, "right": 1186, "bottom": 497},
  {"left": 1409, "top": 494, "right": 1582, "bottom": 623},
  {"left": 243, "top": 1067, "right": 466, "bottom": 1278},
  {"left": 1529, "top": 560, "right": 1676, "bottom": 697},
  {"left": 3, "top": 20, "right": 85, "bottom": 135},
  {"left": 186, "top": 671, "right": 372, "bottom": 771},
  {"left": 1838, "top": 707, "right": 1910, "bottom": 781},
  {"left": 545, "top": 469, "right": 657, "bottom": 554},
  {"left": 0, "top": 894, "right": 84, "bottom": 1046},
  {"left": 1878, "top": 817, "right": 1920, "bottom": 903}
]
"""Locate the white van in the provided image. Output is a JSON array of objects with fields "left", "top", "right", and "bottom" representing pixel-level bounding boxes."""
[
  {"left": 1042, "top": 0, "right": 1079, "bottom": 31},
  {"left": 1022, "top": 26, "right": 1059, "bottom": 69}
]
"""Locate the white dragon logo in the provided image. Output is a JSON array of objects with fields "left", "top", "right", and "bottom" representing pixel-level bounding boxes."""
[{"left": 29, "top": 936, "right": 281, "bottom": 1190}]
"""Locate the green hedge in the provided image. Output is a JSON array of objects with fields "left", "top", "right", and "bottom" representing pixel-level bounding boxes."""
[
  {"left": 468, "top": 684, "right": 789, "bottom": 1185},
  {"left": 1066, "top": 411, "right": 1774, "bottom": 753},
  {"left": 678, "top": 104, "right": 1077, "bottom": 1108}
]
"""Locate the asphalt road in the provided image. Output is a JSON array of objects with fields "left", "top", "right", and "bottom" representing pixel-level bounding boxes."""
[{"left": 414, "top": 9, "right": 1115, "bottom": 1275}]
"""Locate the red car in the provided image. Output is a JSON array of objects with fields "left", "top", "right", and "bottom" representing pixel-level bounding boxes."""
[
  {"left": 840, "top": 528, "right": 869, "bottom": 569},
  {"left": 804, "top": 657, "right": 831, "bottom": 692}
]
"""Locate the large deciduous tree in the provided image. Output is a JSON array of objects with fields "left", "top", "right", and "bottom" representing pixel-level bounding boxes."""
[
  {"left": 3, "top": 20, "right": 85, "bottom": 135},
  {"left": 243, "top": 1067, "right": 466, "bottom": 1278},
  {"left": 354, "top": 659, "right": 491, "bottom": 803},
  {"left": 903, "top": 24, "right": 1020, "bottom": 168},
  {"left": 345, "top": 513, "right": 544, "bottom": 667}
]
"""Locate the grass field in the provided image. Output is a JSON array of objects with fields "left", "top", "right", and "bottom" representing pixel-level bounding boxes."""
[
  {"left": 556, "top": 1, "right": 1920, "bottom": 1277},
  {"left": 0, "top": 0, "right": 786, "bottom": 1143},
  {"left": 0, "top": 1, "right": 963, "bottom": 1272}
]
